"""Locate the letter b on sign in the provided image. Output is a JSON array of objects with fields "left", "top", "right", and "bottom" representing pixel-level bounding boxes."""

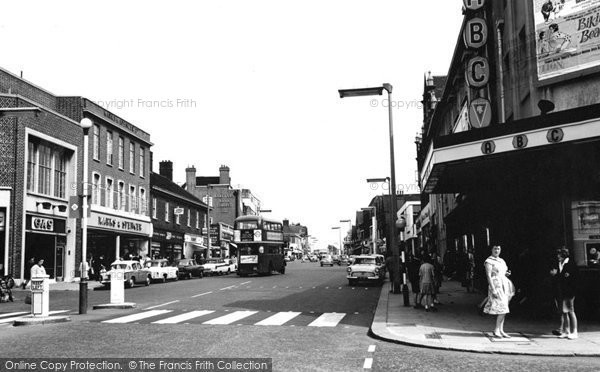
[
  {"left": 464, "top": 0, "right": 485, "bottom": 10},
  {"left": 464, "top": 18, "right": 488, "bottom": 49}
]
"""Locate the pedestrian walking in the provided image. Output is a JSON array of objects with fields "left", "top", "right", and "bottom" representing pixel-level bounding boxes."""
[
  {"left": 483, "top": 245, "right": 515, "bottom": 338},
  {"left": 385, "top": 254, "right": 395, "bottom": 293},
  {"left": 408, "top": 254, "right": 423, "bottom": 308},
  {"left": 22, "top": 257, "right": 35, "bottom": 289},
  {"left": 431, "top": 251, "right": 443, "bottom": 304},
  {"left": 419, "top": 256, "right": 437, "bottom": 312},
  {"left": 550, "top": 247, "right": 578, "bottom": 339},
  {"left": 30, "top": 258, "right": 46, "bottom": 278}
]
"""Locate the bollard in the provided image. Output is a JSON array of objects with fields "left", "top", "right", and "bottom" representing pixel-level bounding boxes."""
[
  {"left": 31, "top": 275, "right": 49, "bottom": 317},
  {"left": 110, "top": 270, "right": 125, "bottom": 305},
  {"left": 79, "top": 280, "right": 88, "bottom": 314}
]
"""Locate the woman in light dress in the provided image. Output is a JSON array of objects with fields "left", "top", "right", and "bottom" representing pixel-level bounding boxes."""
[{"left": 483, "top": 245, "right": 515, "bottom": 338}]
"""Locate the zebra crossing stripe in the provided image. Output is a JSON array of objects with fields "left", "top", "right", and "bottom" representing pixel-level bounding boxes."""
[
  {"left": 0, "top": 310, "right": 69, "bottom": 324},
  {"left": 152, "top": 310, "right": 215, "bottom": 324},
  {"left": 255, "top": 312, "right": 301, "bottom": 326},
  {"left": 102, "top": 310, "right": 172, "bottom": 324},
  {"left": 307, "top": 313, "right": 346, "bottom": 327},
  {"left": 203, "top": 311, "right": 258, "bottom": 325},
  {"left": 0, "top": 312, "right": 29, "bottom": 319}
]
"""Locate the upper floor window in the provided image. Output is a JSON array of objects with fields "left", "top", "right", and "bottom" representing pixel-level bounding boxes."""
[
  {"left": 26, "top": 139, "right": 71, "bottom": 199},
  {"left": 175, "top": 209, "right": 181, "bottom": 225},
  {"left": 139, "top": 187, "right": 147, "bottom": 215},
  {"left": 152, "top": 197, "right": 157, "bottom": 219},
  {"left": 93, "top": 125, "right": 100, "bottom": 160},
  {"left": 118, "top": 136, "right": 124, "bottom": 169},
  {"left": 195, "top": 211, "right": 200, "bottom": 229},
  {"left": 165, "top": 202, "right": 170, "bottom": 222},
  {"left": 129, "top": 185, "right": 137, "bottom": 213},
  {"left": 92, "top": 173, "right": 101, "bottom": 205},
  {"left": 139, "top": 147, "right": 145, "bottom": 177},
  {"left": 118, "top": 181, "right": 126, "bottom": 211},
  {"left": 105, "top": 177, "right": 114, "bottom": 208},
  {"left": 129, "top": 143, "right": 135, "bottom": 174},
  {"left": 187, "top": 209, "right": 191, "bottom": 227},
  {"left": 106, "top": 130, "right": 113, "bottom": 165}
]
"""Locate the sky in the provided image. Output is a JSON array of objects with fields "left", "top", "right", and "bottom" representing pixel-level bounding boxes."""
[{"left": 1, "top": 0, "right": 464, "bottom": 250}]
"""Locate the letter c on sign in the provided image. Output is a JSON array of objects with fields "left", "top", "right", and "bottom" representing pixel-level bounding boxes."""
[
  {"left": 467, "top": 57, "right": 489, "bottom": 88},
  {"left": 481, "top": 140, "right": 496, "bottom": 155},
  {"left": 547, "top": 128, "right": 564, "bottom": 143}
]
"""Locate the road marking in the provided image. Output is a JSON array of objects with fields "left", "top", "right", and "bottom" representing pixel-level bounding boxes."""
[
  {"left": 368, "top": 345, "right": 376, "bottom": 352},
  {"left": 363, "top": 358, "right": 373, "bottom": 369},
  {"left": 220, "top": 285, "right": 236, "bottom": 291},
  {"left": 203, "top": 310, "right": 258, "bottom": 325},
  {"left": 192, "top": 291, "right": 213, "bottom": 298},
  {"left": 0, "top": 310, "right": 69, "bottom": 324},
  {"left": 0, "top": 311, "right": 29, "bottom": 319},
  {"left": 272, "top": 286, "right": 277, "bottom": 288},
  {"left": 354, "top": 312, "right": 359, "bottom": 315},
  {"left": 240, "top": 281, "right": 251, "bottom": 285},
  {"left": 325, "top": 287, "right": 329, "bottom": 289},
  {"left": 308, "top": 313, "right": 345, "bottom": 327},
  {"left": 338, "top": 287, "right": 342, "bottom": 289},
  {"left": 255, "top": 312, "right": 301, "bottom": 326},
  {"left": 144, "top": 300, "right": 179, "bottom": 310},
  {"left": 152, "top": 310, "right": 214, "bottom": 324},
  {"left": 102, "top": 310, "right": 172, "bottom": 324}
]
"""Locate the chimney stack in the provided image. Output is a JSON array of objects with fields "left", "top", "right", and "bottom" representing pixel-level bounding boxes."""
[
  {"left": 185, "top": 165, "right": 197, "bottom": 190},
  {"left": 219, "top": 165, "right": 231, "bottom": 185},
  {"left": 159, "top": 160, "right": 173, "bottom": 181}
]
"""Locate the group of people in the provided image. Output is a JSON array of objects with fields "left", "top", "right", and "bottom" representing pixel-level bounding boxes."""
[{"left": 404, "top": 252, "right": 443, "bottom": 312}]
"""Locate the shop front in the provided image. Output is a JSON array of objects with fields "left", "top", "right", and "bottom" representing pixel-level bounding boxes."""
[
  {"left": 151, "top": 229, "right": 184, "bottom": 261},
  {"left": 86, "top": 211, "right": 152, "bottom": 271},
  {"left": 24, "top": 214, "right": 67, "bottom": 280},
  {"left": 183, "top": 233, "right": 206, "bottom": 262}
]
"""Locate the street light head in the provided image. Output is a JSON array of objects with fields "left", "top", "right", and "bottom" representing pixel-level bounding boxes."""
[
  {"left": 366, "top": 178, "right": 389, "bottom": 183},
  {"left": 331, "top": 227, "right": 340, "bottom": 230},
  {"left": 382, "top": 83, "right": 393, "bottom": 94},
  {"left": 80, "top": 117, "right": 93, "bottom": 130},
  {"left": 338, "top": 87, "right": 384, "bottom": 98}
]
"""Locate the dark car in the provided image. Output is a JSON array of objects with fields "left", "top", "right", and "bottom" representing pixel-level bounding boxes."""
[{"left": 173, "top": 258, "right": 204, "bottom": 279}]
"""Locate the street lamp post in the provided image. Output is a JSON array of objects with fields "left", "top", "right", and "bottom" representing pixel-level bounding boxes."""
[
  {"left": 331, "top": 227, "right": 341, "bottom": 255},
  {"left": 340, "top": 84, "right": 405, "bottom": 302},
  {"left": 204, "top": 185, "right": 214, "bottom": 259},
  {"left": 79, "top": 117, "right": 93, "bottom": 314}
]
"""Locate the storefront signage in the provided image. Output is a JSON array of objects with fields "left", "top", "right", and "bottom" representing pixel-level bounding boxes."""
[
  {"left": 481, "top": 140, "right": 496, "bottom": 154},
  {"left": 453, "top": 101, "right": 470, "bottom": 133},
  {"left": 0, "top": 210, "right": 5, "bottom": 232},
  {"left": 547, "top": 128, "right": 564, "bottom": 143},
  {"left": 32, "top": 217, "right": 54, "bottom": 232},
  {"left": 466, "top": 57, "right": 490, "bottom": 87},
  {"left": 533, "top": 0, "right": 600, "bottom": 81},
  {"left": 512, "top": 134, "right": 529, "bottom": 149},
  {"left": 463, "top": 0, "right": 485, "bottom": 11},
  {"left": 153, "top": 230, "right": 184, "bottom": 243},
  {"left": 89, "top": 211, "right": 151, "bottom": 236},
  {"left": 469, "top": 97, "right": 492, "bottom": 128},
  {"left": 464, "top": 18, "right": 488, "bottom": 49},
  {"left": 97, "top": 216, "right": 142, "bottom": 231},
  {"left": 174, "top": 207, "right": 184, "bottom": 215}
]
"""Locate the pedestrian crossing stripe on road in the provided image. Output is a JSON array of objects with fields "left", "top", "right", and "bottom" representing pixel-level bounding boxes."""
[
  {"left": 0, "top": 310, "right": 69, "bottom": 324},
  {"left": 101, "top": 310, "right": 347, "bottom": 327}
]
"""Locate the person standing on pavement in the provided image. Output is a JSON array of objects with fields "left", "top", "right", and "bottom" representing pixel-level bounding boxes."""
[
  {"left": 483, "top": 245, "right": 514, "bottom": 338},
  {"left": 22, "top": 257, "right": 36, "bottom": 289},
  {"left": 30, "top": 258, "right": 46, "bottom": 278},
  {"left": 419, "top": 255, "right": 437, "bottom": 312},
  {"left": 408, "top": 254, "right": 423, "bottom": 308},
  {"left": 385, "top": 254, "right": 395, "bottom": 293},
  {"left": 550, "top": 247, "right": 578, "bottom": 339}
]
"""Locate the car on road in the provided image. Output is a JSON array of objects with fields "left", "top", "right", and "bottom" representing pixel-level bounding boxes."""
[
  {"left": 309, "top": 255, "right": 319, "bottom": 262},
  {"left": 332, "top": 255, "right": 342, "bottom": 265},
  {"left": 340, "top": 255, "right": 350, "bottom": 265},
  {"left": 320, "top": 255, "right": 334, "bottom": 267},
  {"left": 346, "top": 254, "right": 386, "bottom": 286},
  {"left": 173, "top": 258, "right": 204, "bottom": 279},
  {"left": 100, "top": 260, "right": 151, "bottom": 288},
  {"left": 145, "top": 259, "right": 179, "bottom": 283},
  {"left": 203, "top": 258, "right": 237, "bottom": 275}
]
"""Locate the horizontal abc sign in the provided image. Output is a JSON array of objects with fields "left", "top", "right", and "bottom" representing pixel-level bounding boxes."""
[
  {"left": 466, "top": 57, "right": 490, "bottom": 87},
  {"left": 463, "top": 0, "right": 485, "bottom": 11},
  {"left": 464, "top": 18, "right": 488, "bottom": 49}
]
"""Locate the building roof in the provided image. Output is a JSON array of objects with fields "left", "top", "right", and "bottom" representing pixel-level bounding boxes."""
[{"left": 151, "top": 172, "right": 208, "bottom": 208}]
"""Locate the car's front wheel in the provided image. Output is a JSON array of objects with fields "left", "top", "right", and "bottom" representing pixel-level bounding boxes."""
[
  {"left": 145, "top": 276, "right": 151, "bottom": 286},
  {"left": 127, "top": 277, "right": 135, "bottom": 288},
  {"left": 188, "top": 272, "right": 193, "bottom": 280},
  {"left": 348, "top": 279, "right": 357, "bottom": 286}
]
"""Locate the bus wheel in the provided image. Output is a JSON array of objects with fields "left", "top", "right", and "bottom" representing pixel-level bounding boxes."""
[{"left": 279, "top": 266, "right": 286, "bottom": 274}]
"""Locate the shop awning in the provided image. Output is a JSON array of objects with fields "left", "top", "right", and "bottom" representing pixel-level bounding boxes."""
[
  {"left": 190, "top": 243, "right": 207, "bottom": 251},
  {"left": 229, "top": 242, "right": 237, "bottom": 248}
]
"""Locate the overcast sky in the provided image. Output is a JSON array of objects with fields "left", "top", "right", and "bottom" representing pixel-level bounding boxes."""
[{"left": 2, "top": 0, "right": 464, "bottom": 250}]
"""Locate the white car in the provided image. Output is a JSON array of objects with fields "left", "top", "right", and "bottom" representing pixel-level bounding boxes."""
[
  {"left": 203, "top": 258, "right": 237, "bottom": 275},
  {"left": 145, "top": 259, "right": 179, "bottom": 283},
  {"left": 100, "top": 260, "right": 151, "bottom": 288},
  {"left": 346, "top": 255, "right": 386, "bottom": 286}
]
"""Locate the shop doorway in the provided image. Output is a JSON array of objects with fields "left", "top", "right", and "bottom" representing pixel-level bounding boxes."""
[{"left": 25, "top": 232, "right": 63, "bottom": 279}]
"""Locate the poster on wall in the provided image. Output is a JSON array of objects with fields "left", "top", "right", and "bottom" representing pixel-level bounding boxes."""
[{"left": 533, "top": 0, "right": 600, "bottom": 80}]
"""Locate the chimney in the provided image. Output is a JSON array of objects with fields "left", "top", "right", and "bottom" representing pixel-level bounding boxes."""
[
  {"left": 185, "top": 165, "right": 196, "bottom": 190},
  {"left": 283, "top": 219, "right": 290, "bottom": 227},
  {"left": 219, "top": 165, "right": 231, "bottom": 185},
  {"left": 159, "top": 160, "right": 173, "bottom": 181}
]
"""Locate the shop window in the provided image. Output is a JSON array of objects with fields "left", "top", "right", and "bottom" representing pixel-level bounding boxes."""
[
  {"left": 93, "top": 124, "right": 100, "bottom": 161},
  {"left": 118, "top": 136, "right": 124, "bottom": 169},
  {"left": 106, "top": 130, "right": 113, "bottom": 165}
]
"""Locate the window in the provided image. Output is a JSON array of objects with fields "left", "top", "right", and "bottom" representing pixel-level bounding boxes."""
[
  {"left": 93, "top": 125, "right": 100, "bottom": 160},
  {"left": 139, "top": 147, "right": 145, "bottom": 177},
  {"left": 26, "top": 139, "right": 70, "bottom": 199},
  {"left": 53, "top": 149, "right": 66, "bottom": 198},
  {"left": 118, "top": 182, "right": 126, "bottom": 210},
  {"left": 139, "top": 188, "right": 147, "bottom": 215},
  {"left": 187, "top": 209, "right": 191, "bottom": 227},
  {"left": 27, "top": 142, "right": 36, "bottom": 192},
  {"left": 165, "top": 202, "right": 170, "bottom": 222},
  {"left": 106, "top": 130, "right": 113, "bottom": 165},
  {"left": 92, "top": 173, "right": 101, "bottom": 205},
  {"left": 105, "top": 178, "right": 114, "bottom": 208},
  {"left": 196, "top": 211, "right": 200, "bottom": 229},
  {"left": 129, "top": 185, "right": 137, "bottom": 213},
  {"left": 175, "top": 210, "right": 180, "bottom": 225},
  {"left": 152, "top": 197, "right": 157, "bottom": 219},
  {"left": 38, "top": 144, "right": 52, "bottom": 195},
  {"left": 118, "top": 136, "right": 124, "bottom": 169},
  {"left": 129, "top": 142, "right": 135, "bottom": 173}
]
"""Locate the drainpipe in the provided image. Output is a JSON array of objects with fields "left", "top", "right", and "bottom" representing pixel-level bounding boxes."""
[{"left": 496, "top": 20, "right": 506, "bottom": 124}]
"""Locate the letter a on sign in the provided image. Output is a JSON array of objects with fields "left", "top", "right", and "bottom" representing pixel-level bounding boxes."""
[{"left": 463, "top": 0, "right": 485, "bottom": 11}]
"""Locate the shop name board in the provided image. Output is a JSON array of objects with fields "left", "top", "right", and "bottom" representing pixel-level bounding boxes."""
[
  {"left": 97, "top": 216, "right": 142, "bottom": 232},
  {"left": 482, "top": 128, "right": 566, "bottom": 155},
  {"left": 32, "top": 217, "right": 53, "bottom": 232}
]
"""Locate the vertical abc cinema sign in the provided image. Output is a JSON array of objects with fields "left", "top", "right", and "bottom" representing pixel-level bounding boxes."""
[{"left": 463, "top": 0, "right": 492, "bottom": 129}]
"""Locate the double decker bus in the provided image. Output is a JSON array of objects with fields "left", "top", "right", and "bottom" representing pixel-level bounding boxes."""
[{"left": 234, "top": 215, "right": 286, "bottom": 276}]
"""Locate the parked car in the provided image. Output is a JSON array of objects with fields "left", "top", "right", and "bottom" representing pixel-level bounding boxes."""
[
  {"left": 340, "top": 255, "right": 350, "bottom": 265},
  {"left": 172, "top": 258, "right": 204, "bottom": 279},
  {"left": 100, "top": 260, "right": 151, "bottom": 288},
  {"left": 332, "top": 255, "right": 341, "bottom": 265},
  {"left": 145, "top": 259, "right": 179, "bottom": 283},
  {"left": 320, "top": 255, "right": 334, "bottom": 267},
  {"left": 203, "top": 258, "right": 237, "bottom": 275},
  {"left": 309, "top": 255, "right": 319, "bottom": 262},
  {"left": 346, "top": 254, "right": 386, "bottom": 286}
]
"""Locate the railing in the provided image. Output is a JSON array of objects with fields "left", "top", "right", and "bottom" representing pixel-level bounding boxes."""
[{"left": 89, "top": 183, "right": 148, "bottom": 216}]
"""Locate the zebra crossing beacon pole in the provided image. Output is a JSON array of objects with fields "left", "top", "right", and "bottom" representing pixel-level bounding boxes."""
[{"left": 79, "top": 118, "right": 93, "bottom": 314}]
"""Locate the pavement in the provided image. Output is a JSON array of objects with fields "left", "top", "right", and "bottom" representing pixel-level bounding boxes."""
[{"left": 370, "top": 279, "right": 600, "bottom": 356}]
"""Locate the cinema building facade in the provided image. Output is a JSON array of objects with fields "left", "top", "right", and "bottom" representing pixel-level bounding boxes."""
[{"left": 417, "top": 0, "right": 600, "bottom": 316}]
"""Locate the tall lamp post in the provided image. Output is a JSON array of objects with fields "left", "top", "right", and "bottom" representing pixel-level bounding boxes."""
[
  {"left": 203, "top": 185, "right": 214, "bottom": 259},
  {"left": 79, "top": 117, "right": 93, "bottom": 314},
  {"left": 331, "top": 227, "right": 342, "bottom": 255},
  {"left": 339, "top": 219, "right": 352, "bottom": 255},
  {"left": 339, "top": 84, "right": 406, "bottom": 302}
]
